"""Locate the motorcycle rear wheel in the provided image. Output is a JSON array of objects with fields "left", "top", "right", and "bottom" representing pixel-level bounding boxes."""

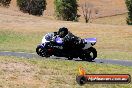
[{"left": 81, "top": 47, "right": 97, "bottom": 61}]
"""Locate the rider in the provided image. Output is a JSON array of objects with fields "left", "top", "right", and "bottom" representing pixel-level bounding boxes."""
[{"left": 57, "top": 27, "right": 84, "bottom": 50}]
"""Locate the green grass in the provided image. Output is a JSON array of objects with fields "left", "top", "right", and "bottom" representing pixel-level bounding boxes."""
[
  {"left": 0, "top": 29, "right": 132, "bottom": 60},
  {"left": 0, "top": 30, "right": 41, "bottom": 52},
  {"left": 0, "top": 56, "right": 131, "bottom": 88},
  {"left": 98, "top": 50, "right": 132, "bottom": 60}
]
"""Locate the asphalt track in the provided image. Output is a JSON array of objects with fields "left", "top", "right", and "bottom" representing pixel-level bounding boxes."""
[{"left": 0, "top": 51, "right": 132, "bottom": 66}]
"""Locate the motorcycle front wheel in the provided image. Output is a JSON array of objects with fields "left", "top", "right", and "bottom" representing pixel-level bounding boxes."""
[{"left": 36, "top": 45, "right": 50, "bottom": 57}]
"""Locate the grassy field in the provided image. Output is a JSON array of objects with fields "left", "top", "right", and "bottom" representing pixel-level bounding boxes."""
[
  {"left": 0, "top": 26, "right": 132, "bottom": 60},
  {"left": 0, "top": 2, "right": 131, "bottom": 88},
  {"left": 0, "top": 56, "right": 131, "bottom": 88},
  {"left": 0, "top": 7, "right": 132, "bottom": 60},
  {"left": 92, "top": 14, "right": 127, "bottom": 25},
  {"left": 0, "top": 30, "right": 40, "bottom": 52},
  {"left": 79, "top": 14, "right": 127, "bottom": 25}
]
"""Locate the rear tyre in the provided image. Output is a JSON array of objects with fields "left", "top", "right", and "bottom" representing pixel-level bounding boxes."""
[
  {"left": 81, "top": 47, "right": 97, "bottom": 61},
  {"left": 88, "top": 47, "right": 97, "bottom": 60}
]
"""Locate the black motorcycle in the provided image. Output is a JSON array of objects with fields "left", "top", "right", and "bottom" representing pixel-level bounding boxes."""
[{"left": 36, "top": 33, "right": 97, "bottom": 61}]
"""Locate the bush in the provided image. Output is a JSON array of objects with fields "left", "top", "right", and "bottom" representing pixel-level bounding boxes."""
[
  {"left": 54, "top": 0, "right": 78, "bottom": 21},
  {"left": 17, "top": 0, "right": 30, "bottom": 12},
  {"left": 125, "top": 0, "right": 132, "bottom": 25},
  {"left": 0, "top": 0, "right": 11, "bottom": 7},
  {"left": 17, "top": 0, "right": 47, "bottom": 16}
]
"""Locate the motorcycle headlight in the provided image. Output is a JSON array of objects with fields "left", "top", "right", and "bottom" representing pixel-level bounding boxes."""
[{"left": 45, "top": 35, "right": 52, "bottom": 41}]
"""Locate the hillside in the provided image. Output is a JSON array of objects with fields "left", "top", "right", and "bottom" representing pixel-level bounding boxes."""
[
  {"left": 0, "top": 1, "right": 132, "bottom": 88},
  {"left": 0, "top": 0, "right": 132, "bottom": 60},
  {"left": 8, "top": 0, "right": 127, "bottom": 18}
]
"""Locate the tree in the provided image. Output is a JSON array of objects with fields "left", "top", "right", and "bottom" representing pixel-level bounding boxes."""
[
  {"left": 28, "top": 0, "right": 47, "bottom": 16},
  {"left": 80, "top": 1, "right": 94, "bottom": 23},
  {"left": 125, "top": 0, "right": 132, "bottom": 25},
  {"left": 17, "top": 0, "right": 47, "bottom": 16},
  {"left": 17, "top": 0, "right": 30, "bottom": 13},
  {"left": 0, "top": 0, "right": 11, "bottom": 7},
  {"left": 54, "top": 0, "right": 78, "bottom": 21}
]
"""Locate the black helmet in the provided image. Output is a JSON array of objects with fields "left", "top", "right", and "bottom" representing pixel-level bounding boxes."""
[{"left": 58, "top": 27, "right": 68, "bottom": 38}]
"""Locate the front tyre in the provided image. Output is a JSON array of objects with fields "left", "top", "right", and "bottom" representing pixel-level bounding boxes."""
[{"left": 36, "top": 45, "right": 50, "bottom": 57}]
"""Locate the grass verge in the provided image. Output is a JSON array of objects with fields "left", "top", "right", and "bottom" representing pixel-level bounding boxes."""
[
  {"left": 0, "top": 30, "right": 41, "bottom": 52},
  {"left": 0, "top": 28, "right": 132, "bottom": 60},
  {"left": 0, "top": 56, "right": 131, "bottom": 88}
]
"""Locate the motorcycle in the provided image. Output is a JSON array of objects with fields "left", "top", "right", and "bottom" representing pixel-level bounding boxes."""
[{"left": 36, "top": 33, "right": 97, "bottom": 61}]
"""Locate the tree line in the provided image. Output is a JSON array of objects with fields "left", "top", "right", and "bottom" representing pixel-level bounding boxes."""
[{"left": 0, "top": 0, "right": 132, "bottom": 24}]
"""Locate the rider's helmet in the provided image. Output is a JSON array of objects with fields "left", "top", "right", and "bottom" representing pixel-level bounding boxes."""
[{"left": 58, "top": 27, "right": 68, "bottom": 38}]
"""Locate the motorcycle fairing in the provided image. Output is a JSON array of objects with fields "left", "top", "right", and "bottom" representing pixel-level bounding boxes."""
[
  {"left": 83, "top": 38, "right": 97, "bottom": 49},
  {"left": 55, "top": 37, "right": 63, "bottom": 45}
]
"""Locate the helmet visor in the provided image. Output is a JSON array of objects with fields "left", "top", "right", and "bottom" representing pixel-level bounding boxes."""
[{"left": 59, "top": 31, "right": 65, "bottom": 38}]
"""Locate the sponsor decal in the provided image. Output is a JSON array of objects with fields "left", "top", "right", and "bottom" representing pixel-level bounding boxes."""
[{"left": 76, "top": 66, "right": 131, "bottom": 85}]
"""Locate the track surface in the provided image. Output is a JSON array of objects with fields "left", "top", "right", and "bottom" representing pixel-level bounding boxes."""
[{"left": 0, "top": 51, "right": 132, "bottom": 66}]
